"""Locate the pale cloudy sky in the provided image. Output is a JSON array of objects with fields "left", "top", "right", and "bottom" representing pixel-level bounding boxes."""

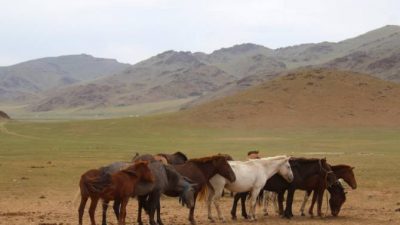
[{"left": 0, "top": 0, "right": 399, "bottom": 66}]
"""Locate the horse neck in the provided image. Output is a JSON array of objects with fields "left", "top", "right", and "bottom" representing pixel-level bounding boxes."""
[
  {"left": 259, "top": 157, "right": 287, "bottom": 178},
  {"left": 332, "top": 166, "right": 355, "bottom": 187},
  {"left": 193, "top": 161, "right": 218, "bottom": 180},
  {"left": 294, "top": 160, "right": 322, "bottom": 178}
]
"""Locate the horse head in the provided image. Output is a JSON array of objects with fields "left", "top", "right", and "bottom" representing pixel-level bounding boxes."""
[
  {"left": 328, "top": 181, "right": 347, "bottom": 216},
  {"left": 277, "top": 156, "right": 294, "bottom": 183},
  {"left": 179, "top": 177, "right": 196, "bottom": 209},
  {"left": 213, "top": 156, "right": 236, "bottom": 183},
  {"left": 132, "top": 160, "right": 154, "bottom": 182}
]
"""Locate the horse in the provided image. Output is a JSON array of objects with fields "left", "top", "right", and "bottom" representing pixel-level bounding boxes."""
[
  {"left": 327, "top": 181, "right": 347, "bottom": 216},
  {"left": 299, "top": 164, "right": 356, "bottom": 216},
  {"left": 100, "top": 155, "right": 196, "bottom": 225},
  {"left": 231, "top": 158, "right": 338, "bottom": 219},
  {"left": 135, "top": 161, "right": 196, "bottom": 225},
  {"left": 207, "top": 156, "right": 294, "bottom": 222},
  {"left": 78, "top": 161, "right": 154, "bottom": 225},
  {"left": 156, "top": 151, "right": 188, "bottom": 164},
  {"left": 172, "top": 155, "right": 237, "bottom": 225}
]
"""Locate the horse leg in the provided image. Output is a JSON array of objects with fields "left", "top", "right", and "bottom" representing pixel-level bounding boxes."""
[
  {"left": 206, "top": 184, "right": 216, "bottom": 222},
  {"left": 89, "top": 197, "right": 99, "bottom": 225},
  {"left": 263, "top": 191, "right": 268, "bottom": 216},
  {"left": 118, "top": 197, "right": 129, "bottom": 225},
  {"left": 230, "top": 193, "right": 240, "bottom": 220},
  {"left": 240, "top": 192, "right": 249, "bottom": 219},
  {"left": 271, "top": 192, "right": 279, "bottom": 214},
  {"left": 248, "top": 188, "right": 261, "bottom": 221},
  {"left": 156, "top": 197, "right": 164, "bottom": 225},
  {"left": 300, "top": 190, "right": 312, "bottom": 216},
  {"left": 102, "top": 200, "right": 108, "bottom": 225},
  {"left": 113, "top": 199, "right": 120, "bottom": 221},
  {"left": 308, "top": 190, "right": 318, "bottom": 217},
  {"left": 78, "top": 194, "right": 88, "bottom": 225},
  {"left": 317, "top": 188, "right": 325, "bottom": 217},
  {"left": 284, "top": 188, "right": 295, "bottom": 219},
  {"left": 137, "top": 196, "right": 145, "bottom": 225},
  {"left": 188, "top": 193, "right": 197, "bottom": 225},
  {"left": 277, "top": 192, "right": 285, "bottom": 216},
  {"left": 212, "top": 184, "right": 225, "bottom": 222},
  {"left": 213, "top": 196, "right": 226, "bottom": 222}
]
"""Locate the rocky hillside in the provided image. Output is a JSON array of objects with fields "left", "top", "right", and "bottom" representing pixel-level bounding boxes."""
[
  {"left": 0, "top": 110, "right": 10, "bottom": 120},
  {"left": 176, "top": 69, "right": 400, "bottom": 128},
  {"left": 0, "top": 54, "right": 129, "bottom": 102},
  {"left": 31, "top": 51, "right": 236, "bottom": 111}
]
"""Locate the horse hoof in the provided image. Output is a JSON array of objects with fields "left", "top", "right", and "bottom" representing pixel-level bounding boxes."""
[
  {"left": 264, "top": 212, "right": 268, "bottom": 216},
  {"left": 208, "top": 218, "right": 215, "bottom": 223},
  {"left": 190, "top": 220, "right": 197, "bottom": 225},
  {"left": 301, "top": 213, "right": 305, "bottom": 216},
  {"left": 231, "top": 216, "right": 237, "bottom": 220}
]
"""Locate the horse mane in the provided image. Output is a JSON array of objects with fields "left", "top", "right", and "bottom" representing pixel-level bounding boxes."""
[
  {"left": 290, "top": 157, "right": 323, "bottom": 163},
  {"left": 163, "top": 164, "right": 180, "bottom": 186},
  {"left": 189, "top": 155, "right": 225, "bottom": 163},
  {"left": 259, "top": 155, "right": 289, "bottom": 161},
  {"left": 331, "top": 164, "right": 353, "bottom": 171},
  {"left": 173, "top": 151, "right": 188, "bottom": 161}
]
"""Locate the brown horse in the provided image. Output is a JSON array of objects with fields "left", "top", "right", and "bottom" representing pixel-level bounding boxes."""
[
  {"left": 300, "top": 164, "right": 356, "bottom": 216},
  {"left": 78, "top": 161, "right": 154, "bottom": 225},
  {"left": 172, "top": 155, "right": 236, "bottom": 225}
]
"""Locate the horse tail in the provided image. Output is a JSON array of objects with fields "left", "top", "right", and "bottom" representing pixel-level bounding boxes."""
[
  {"left": 72, "top": 188, "right": 81, "bottom": 209},
  {"left": 256, "top": 190, "right": 264, "bottom": 206},
  {"left": 197, "top": 185, "right": 208, "bottom": 201},
  {"left": 81, "top": 172, "right": 111, "bottom": 195}
]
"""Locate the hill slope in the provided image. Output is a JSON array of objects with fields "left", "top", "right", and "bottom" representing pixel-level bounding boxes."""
[
  {"left": 176, "top": 69, "right": 400, "bottom": 128},
  {"left": 0, "top": 54, "right": 129, "bottom": 102}
]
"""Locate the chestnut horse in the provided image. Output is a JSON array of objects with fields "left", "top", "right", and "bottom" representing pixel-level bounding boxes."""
[
  {"left": 78, "top": 161, "right": 154, "bottom": 225},
  {"left": 173, "top": 155, "right": 236, "bottom": 225},
  {"left": 99, "top": 154, "right": 196, "bottom": 225},
  {"left": 299, "top": 164, "right": 356, "bottom": 216}
]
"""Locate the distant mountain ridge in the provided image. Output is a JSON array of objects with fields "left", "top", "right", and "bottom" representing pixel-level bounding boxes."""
[
  {"left": 1, "top": 25, "right": 399, "bottom": 114},
  {"left": 0, "top": 54, "right": 129, "bottom": 102}
]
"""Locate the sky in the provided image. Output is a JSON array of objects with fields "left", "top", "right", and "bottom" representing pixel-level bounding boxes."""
[{"left": 0, "top": 0, "right": 399, "bottom": 66}]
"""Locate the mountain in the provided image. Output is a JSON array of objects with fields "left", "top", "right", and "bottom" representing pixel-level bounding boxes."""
[
  {"left": 175, "top": 69, "right": 400, "bottom": 128},
  {"left": 3, "top": 25, "right": 400, "bottom": 115},
  {"left": 0, "top": 54, "right": 129, "bottom": 102},
  {"left": 31, "top": 51, "right": 236, "bottom": 111},
  {"left": 184, "top": 25, "right": 400, "bottom": 108}
]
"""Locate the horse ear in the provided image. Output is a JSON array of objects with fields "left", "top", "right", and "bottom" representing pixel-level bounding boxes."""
[{"left": 351, "top": 167, "right": 355, "bottom": 170}]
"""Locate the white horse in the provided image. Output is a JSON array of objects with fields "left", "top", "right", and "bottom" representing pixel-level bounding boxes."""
[{"left": 207, "top": 155, "right": 294, "bottom": 221}]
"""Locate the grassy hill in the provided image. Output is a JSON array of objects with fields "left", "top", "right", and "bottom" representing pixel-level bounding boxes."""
[{"left": 176, "top": 69, "right": 400, "bottom": 128}]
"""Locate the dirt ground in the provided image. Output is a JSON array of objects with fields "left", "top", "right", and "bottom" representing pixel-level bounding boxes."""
[{"left": 1, "top": 188, "right": 399, "bottom": 225}]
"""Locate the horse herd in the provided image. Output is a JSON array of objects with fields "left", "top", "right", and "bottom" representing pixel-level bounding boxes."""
[{"left": 78, "top": 152, "right": 357, "bottom": 225}]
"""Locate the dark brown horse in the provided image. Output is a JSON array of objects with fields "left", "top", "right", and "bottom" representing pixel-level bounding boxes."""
[
  {"left": 173, "top": 155, "right": 236, "bottom": 225},
  {"left": 328, "top": 181, "right": 347, "bottom": 216},
  {"left": 231, "top": 158, "right": 338, "bottom": 219},
  {"left": 156, "top": 151, "right": 188, "bottom": 164},
  {"left": 300, "top": 164, "right": 356, "bottom": 216},
  {"left": 78, "top": 161, "right": 154, "bottom": 225}
]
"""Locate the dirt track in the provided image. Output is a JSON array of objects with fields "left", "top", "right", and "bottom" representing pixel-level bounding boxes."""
[{"left": 1, "top": 188, "right": 399, "bottom": 225}]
